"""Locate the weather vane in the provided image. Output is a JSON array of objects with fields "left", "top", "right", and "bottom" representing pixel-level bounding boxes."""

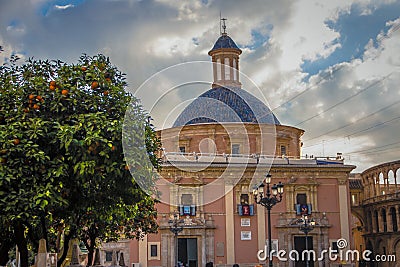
[{"left": 221, "top": 17, "right": 227, "bottom": 35}]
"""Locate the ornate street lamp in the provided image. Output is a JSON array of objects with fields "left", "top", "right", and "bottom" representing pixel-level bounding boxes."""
[
  {"left": 252, "top": 172, "right": 284, "bottom": 267},
  {"left": 298, "top": 215, "right": 316, "bottom": 267},
  {"left": 169, "top": 212, "right": 183, "bottom": 267}
]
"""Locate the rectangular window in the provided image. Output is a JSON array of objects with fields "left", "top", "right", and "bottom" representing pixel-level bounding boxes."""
[
  {"left": 240, "top": 194, "right": 249, "bottom": 205},
  {"left": 148, "top": 242, "right": 160, "bottom": 260},
  {"left": 281, "top": 145, "right": 286, "bottom": 156},
  {"left": 181, "top": 194, "right": 193, "bottom": 205},
  {"left": 216, "top": 58, "right": 221, "bottom": 80},
  {"left": 232, "top": 144, "right": 240, "bottom": 155},
  {"left": 224, "top": 57, "right": 230, "bottom": 80},
  {"left": 233, "top": 58, "right": 237, "bottom": 81},
  {"left": 351, "top": 194, "right": 357, "bottom": 205},
  {"left": 105, "top": 251, "right": 112, "bottom": 262},
  {"left": 150, "top": 245, "right": 157, "bottom": 257},
  {"left": 296, "top": 193, "right": 307, "bottom": 205}
]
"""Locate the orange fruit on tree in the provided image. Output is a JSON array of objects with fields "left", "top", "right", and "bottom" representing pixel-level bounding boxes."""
[
  {"left": 36, "top": 95, "right": 42, "bottom": 101},
  {"left": 50, "top": 81, "right": 56, "bottom": 87},
  {"left": 61, "top": 89, "right": 68, "bottom": 95},
  {"left": 103, "top": 91, "right": 109, "bottom": 96},
  {"left": 81, "top": 66, "right": 87, "bottom": 71},
  {"left": 13, "top": 138, "right": 20, "bottom": 145},
  {"left": 111, "top": 145, "right": 116, "bottom": 151},
  {"left": 49, "top": 85, "right": 56, "bottom": 91},
  {"left": 29, "top": 94, "right": 35, "bottom": 100},
  {"left": 33, "top": 104, "right": 40, "bottom": 110},
  {"left": 91, "top": 81, "right": 99, "bottom": 89}
]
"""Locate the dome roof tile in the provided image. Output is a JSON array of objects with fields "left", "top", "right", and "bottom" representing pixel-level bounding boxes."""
[{"left": 173, "top": 87, "right": 280, "bottom": 127}]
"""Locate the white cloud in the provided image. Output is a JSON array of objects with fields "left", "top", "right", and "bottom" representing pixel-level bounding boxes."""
[
  {"left": 54, "top": 4, "right": 75, "bottom": 10},
  {"left": 0, "top": 0, "right": 399, "bottom": 171}
]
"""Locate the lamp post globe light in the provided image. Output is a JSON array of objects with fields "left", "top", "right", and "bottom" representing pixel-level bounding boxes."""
[
  {"left": 169, "top": 212, "right": 184, "bottom": 267},
  {"left": 298, "top": 215, "right": 316, "bottom": 267},
  {"left": 252, "top": 172, "right": 284, "bottom": 267}
]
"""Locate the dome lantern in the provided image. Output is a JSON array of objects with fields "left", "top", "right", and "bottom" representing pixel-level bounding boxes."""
[{"left": 208, "top": 18, "right": 242, "bottom": 88}]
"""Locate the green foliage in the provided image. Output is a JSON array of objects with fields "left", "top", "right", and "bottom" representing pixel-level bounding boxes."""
[{"left": 0, "top": 54, "right": 160, "bottom": 266}]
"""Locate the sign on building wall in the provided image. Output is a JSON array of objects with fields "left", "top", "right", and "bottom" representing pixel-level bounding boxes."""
[
  {"left": 241, "top": 218, "right": 250, "bottom": 226},
  {"left": 241, "top": 231, "right": 252, "bottom": 240}
]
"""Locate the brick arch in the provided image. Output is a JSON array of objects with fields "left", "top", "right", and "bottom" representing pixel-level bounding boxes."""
[
  {"left": 388, "top": 170, "right": 395, "bottom": 184},
  {"left": 362, "top": 160, "right": 400, "bottom": 197},
  {"left": 389, "top": 206, "right": 398, "bottom": 232},
  {"left": 393, "top": 237, "right": 400, "bottom": 258}
]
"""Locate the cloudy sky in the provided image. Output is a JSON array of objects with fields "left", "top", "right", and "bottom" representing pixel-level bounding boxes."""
[{"left": 1, "top": 0, "right": 400, "bottom": 172}]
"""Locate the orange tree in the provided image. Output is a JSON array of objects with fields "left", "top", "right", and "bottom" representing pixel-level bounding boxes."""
[{"left": 0, "top": 54, "right": 160, "bottom": 267}]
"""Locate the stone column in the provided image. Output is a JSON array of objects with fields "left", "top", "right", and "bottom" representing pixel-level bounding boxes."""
[
  {"left": 37, "top": 239, "right": 47, "bottom": 267},
  {"left": 68, "top": 244, "right": 83, "bottom": 267}
]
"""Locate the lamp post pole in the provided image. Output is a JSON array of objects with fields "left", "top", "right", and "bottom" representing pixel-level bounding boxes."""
[
  {"left": 299, "top": 215, "right": 315, "bottom": 267},
  {"left": 169, "top": 212, "right": 183, "bottom": 267},
  {"left": 252, "top": 173, "right": 284, "bottom": 267}
]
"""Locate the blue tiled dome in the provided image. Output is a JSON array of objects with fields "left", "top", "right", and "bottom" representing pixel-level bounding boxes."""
[
  {"left": 173, "top": 87, "right": 280, "bottom": 127},
  {"left": 209, "top": 34, "right": 242, "bottom": 54}
]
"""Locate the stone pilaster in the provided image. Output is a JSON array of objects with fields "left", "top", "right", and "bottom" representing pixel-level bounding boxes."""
[
  {"left": 225, "top": 183, "right": 235, "bottom": 264},
  {"left": 138, "top": 235, "right": 147, "bottom": 267}
]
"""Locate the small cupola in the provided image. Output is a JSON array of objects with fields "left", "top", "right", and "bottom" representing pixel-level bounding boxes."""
[{"left": 208, "top": 18, "right": 242, "bottom": 89}]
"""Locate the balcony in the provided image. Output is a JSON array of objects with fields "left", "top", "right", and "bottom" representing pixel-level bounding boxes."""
[{"left": 161, "top": 152, "right": 344, "bottom": 166}]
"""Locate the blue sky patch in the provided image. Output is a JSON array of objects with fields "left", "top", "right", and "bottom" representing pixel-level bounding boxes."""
[
  {"left": 244, "top": 25, "right": 273, "bottom": 50},
  {"left": 301, "top": 2, "right": 400, "bottom": 79}
]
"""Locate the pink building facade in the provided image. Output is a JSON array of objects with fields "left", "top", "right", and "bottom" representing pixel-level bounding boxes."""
[{"left": 101, "top": 29, "right": 355, "bottom": 267}]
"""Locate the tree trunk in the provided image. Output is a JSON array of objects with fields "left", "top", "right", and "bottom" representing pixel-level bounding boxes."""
[
  {"left": 84, "top": 241, "right": 93, "bottom": 267},
  {"left": 85, "top": 229, "right": 97, "bottom": 267},
  {"left": 14, "top": 222, "right": 29, "bottom": 267},
  {"left": 0, "top": 242, "right": 12, "bottom": 265},
  {"left": 40, "top": 214, "right": 48, "bottom": 242},
  {"left": 57, "top": 233, "right": 71, "bottom": 267}
]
